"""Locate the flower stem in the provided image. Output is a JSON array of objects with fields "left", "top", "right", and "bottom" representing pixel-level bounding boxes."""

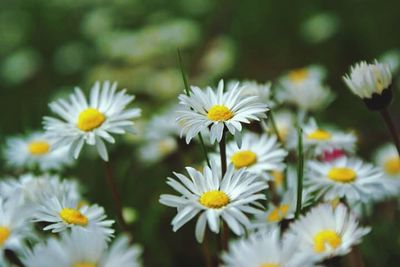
[
  {"left": 295, "top": 127, "right": 304, "bottom": 219},
  {"left": 268, "top": 110, "right": 283, "bottom": 144},
  {"left": 104, "top": 161, "right": 128, "bottom": 232},
  {"left": 345, "top": 246, "right": 365, "bottom": 267},
  {"left": 380, "top": 108, "right": 400, "bottom": 156},
  {"left": 219, "top": 131, "right": 229, "bottom": 251},
  {"left": 177, "top": 48, "right": 211, "bottom": 167}
]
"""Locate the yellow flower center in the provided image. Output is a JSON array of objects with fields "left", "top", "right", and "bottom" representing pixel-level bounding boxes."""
[
  {"left": 307, "top": 129, "right": 332, "bottom": 141},
  {"left": 327, "top": 167, "right": 356, "bottom": 183},
  {"left": 267, "top": 204, "right": 289, "bottom": 223},
  {"left": 73, "top": 263, "right": 97, "bottom": 267},
  {"left": 77, "top": 108, "right": 106, "bottom": 132},
  {"left": 260, "top": 264, "right": 280, "bottom": 267},
  {"left": 313, "top": 230, "right": 342, "bottom": 253},
  {"left": 0, "top": 227, "right": 10, "bottom": 246},
  {"left": 207, "top": 105, "right": 233, "bottom": 121},
  {"left": 384, "top": 157, "right": 400, "bottom": 175},
  {"left": 59, "top": 208, "right": 88, "bottom": 226},
  {"left": 199, "top": 190, "right": 230, "bottom": 209},
  {"left": 230, "top": 150, "right": 257, "bottom": 169},
  {"left": 288, "top": 68, "right": 309, "bottom": 83},
  {"left": 28, "top": 141, "right": 50, "bottom": 155},
  {"left": 272, "top": 171, "right": 284, "bottom": 187}
]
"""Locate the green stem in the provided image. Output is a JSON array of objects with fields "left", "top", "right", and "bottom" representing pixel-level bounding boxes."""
[
  {"left": 177, "top": 49, "right": 211, "bottom": 167},
  {"left": 218, "top": 130, "right": 229, "bottom": 251},
  {"left": 380, "top": 108, "right": 400, "bottom": 157},
  {"left": 268, "top": 110, "right": 283, "bottom": 144},
  {"left": 295, "top": 127, "right": 304, "bottom": 218}
]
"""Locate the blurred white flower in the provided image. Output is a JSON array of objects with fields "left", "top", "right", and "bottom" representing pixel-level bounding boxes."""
[
  {"left": 43, "top": 80, "right": 141, "bottom": 161},
  {"left": 3, "top": 132, "right": 72, "bottom": 171}
]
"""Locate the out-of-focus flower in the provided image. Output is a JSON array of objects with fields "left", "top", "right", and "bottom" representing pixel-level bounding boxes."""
[
  {"left": 222, "top": 132, "right": 287, "bottom": 180},
  {"left": 380, "top": 50, "right": 400, "bottom": 74},
  {"left": 300, "top": 13, "right": 339, "bottom": 44},
  {"left": 374, "top": 143, "right": 400, "bottom": 178},
  {"left": 222, "top": 228, "right": 318, "bottom": 267},
  {"left": 343, "top": 60, "right": 392, "bottom": 110},
  {"left": 306, "top": 157, "right": 393, "bottom": 203},
  {"left": 159, "top": 161, "right": 267, "bottom": 243},
  {"left": 276, "top": 66, "right": 334, "bottom": 112},
  {"left": 262, "top": 109, "right": 295, "bottom": 143},
  {"left": 285, "top": 204, "right": 370, "bottom": 261},
  {"left": 23, "top": 228, "right": 142, "bottom": 267},
  {"left": 288, "top": 118, "right": 357, "bottom": 156},
  {"left": 227, "top": 80, "right": 273, "bottom": 105},
  {"left": 3, "top": 132, "right": 72, "bottom": 172},
  {"left": 43, "top": 80, "right": 141, "bottom": 161},
  {"left": 33, "top": 193, "right": 114, "bottom": 238},
  {"left": 177, "top": 80, "right": 268, "bottom": 145}
]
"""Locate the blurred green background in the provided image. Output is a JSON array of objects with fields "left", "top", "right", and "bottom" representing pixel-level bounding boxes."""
[{"left": 1, "top": 0, "right": 400, "bottom": 266}]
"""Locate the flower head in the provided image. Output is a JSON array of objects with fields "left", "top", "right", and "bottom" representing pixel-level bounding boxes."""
[
  {"left": 176, "top": 80, "right": 268, "bottom": 145},
  {"left": 43, "top": 81, "right": 141, "bottom": 161},
  {"left": 159, "top": 161, "right": 267, "bottom": 242}
]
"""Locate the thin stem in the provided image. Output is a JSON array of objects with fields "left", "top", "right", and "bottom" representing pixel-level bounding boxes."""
[
  {"left": 202, "top": 231, "right": 212, "bottom": 267},
  {"left": 345, "top": 246, "right": 365, "bottom": 267},
  {"left": 104, "top": 161, "right": 128, "bottom": 232},
  {"left": 218, "top": 131, "right": 229, "bottom": 252},
  {"left": 295, "top": 127, "right": 304, "bottom": 219},
  {"left": 380, "top": 108, "right": 400, "bottom": 156},
  {"left": 268, "top": 110, "right": 283, "bottom": 144},
  {"left": 177, "top": 49, "right": 211, "bottom": 167}
]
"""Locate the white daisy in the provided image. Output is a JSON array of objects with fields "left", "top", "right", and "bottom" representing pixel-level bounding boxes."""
[
  {"left": 23, "top": 228, "right": 142, "bottom": 267},
  {"left": 0, "top": 197, "right": 33, "bottom": 260},
  {"left": 252, "top": 183, "right": 312, "bottom": 231},
  {"left": 221, "top": 227, "right": 318, "bottom": 267},
  {"left": 305, "top": 157, "right": 394, "bottom": 203},
  {"left": 288, "top": 118, "right": 357, "bottom": 156},
  {"left": 33, "top": 193, "right": 114, "bottom": 238},
  {"left": 176, "top": 79, "right": 268, "bottom": 145},
  {"left": 43, "top": 80, "right": 141, "bottom": 161},
  {"left": 223, "top": 132, "right": 288, "bottom": 180},
  {"left": 284, "top": 203, "right": 370, "bottom": 261},
  {"left": 374, "top": 143, "right": 400, "bottom": 178},
  {"left": 343, "top": 60, "right": 392, "bottom": 99},
  {"left": 159, "top": 161, "right": 267, "bottom": 243},
  {"left": 3, "top": 132, "right": 73, "bottom": 171},
  {"left": 276, "top": 66, "right": 334, "bottom": 112}
]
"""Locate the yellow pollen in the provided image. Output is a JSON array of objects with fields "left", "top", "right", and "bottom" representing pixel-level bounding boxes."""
[
  {"left": 207, "top": 105, "right": 233, "bottom": 121},
  {"left": 313, "top": 230, "right": 342, "bottom": 253},
  {"left": 28, "top": 141, "right": 50, "bottom": 155},
  {"left": 288, "top": 68, "right": 309, "bottom": 83},
  {"left": 307, "top": 129, "right": 332, "bottom": 141},
  {"left": 267, "top": 204, "right": 289, "bottom": 223},
  {"left": 231, "top": 150, "right": 257, "bottom": 169},
  {"left": 73, "top": 263, "right": 97, "bottom": 267},
  {"left": 327, "top": 167, "right": 356, "bottom": 183},
  {"left": 77, "top": 108, "right": 106, "bottom": 132},
  {"left": 0, "top": 227, "right": 10, "bottom": 246},
  {"left": 384, "top": 157, "right": 400, "bottom": 175},
  {"left": 272, "top": 171, "right": 284, "bottom": 187},
  {"left": 59, "top": 208, "right": 88, "bottom": 226},
  {"left": 199, "top": 190, "right": 230, "bottom": 209},
  {"left": 260, "top": 264, "right": 280, "bottom": 267}
]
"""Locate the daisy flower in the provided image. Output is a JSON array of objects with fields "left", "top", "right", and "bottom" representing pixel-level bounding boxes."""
[
  {"left": 3, "top": 132, "right": 72, "bottom": 171},
  {"left": 343, "top": 60, "right": 392, "bottom": 100},
  {"left": 374, "top": 143, "right": 400, "bottom": 178},
  {"left": 284, "top": 204, "right": 370, "bottom": 261},
  {"left": 43, "top": 80, "right": 141, "bottom": 161},
  {"left": 252, "top": 183, "right": 312, "bottom": 231},
  {"left": 176, "top": 79, "right": 268, "bottom": 145},
  {"left": 33, "top": 193, "right": 114, "bottom": 238},
  {"left": 221, "top": 228, "right": 318, "bottom": 267},
  {"left": 159, "top": 161, "right": 267, "bottom": 243},
  {"left": 0, "top": 197, "right": 33, "bottom": 260},
  {"left": 223, "top": 132, "right": 287, "bottom": 180},
  {"left": 288, "top": 118, "right": 357, "bottom": 156},
  {"left": 276, "top": 66, "right": 334, "bottom": 112},
  {"left": 23, "top": 228, "right": 142, "bottom": 267},
  {"left": 305, "top": 157, "right": 394, "bottom": 203}
]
